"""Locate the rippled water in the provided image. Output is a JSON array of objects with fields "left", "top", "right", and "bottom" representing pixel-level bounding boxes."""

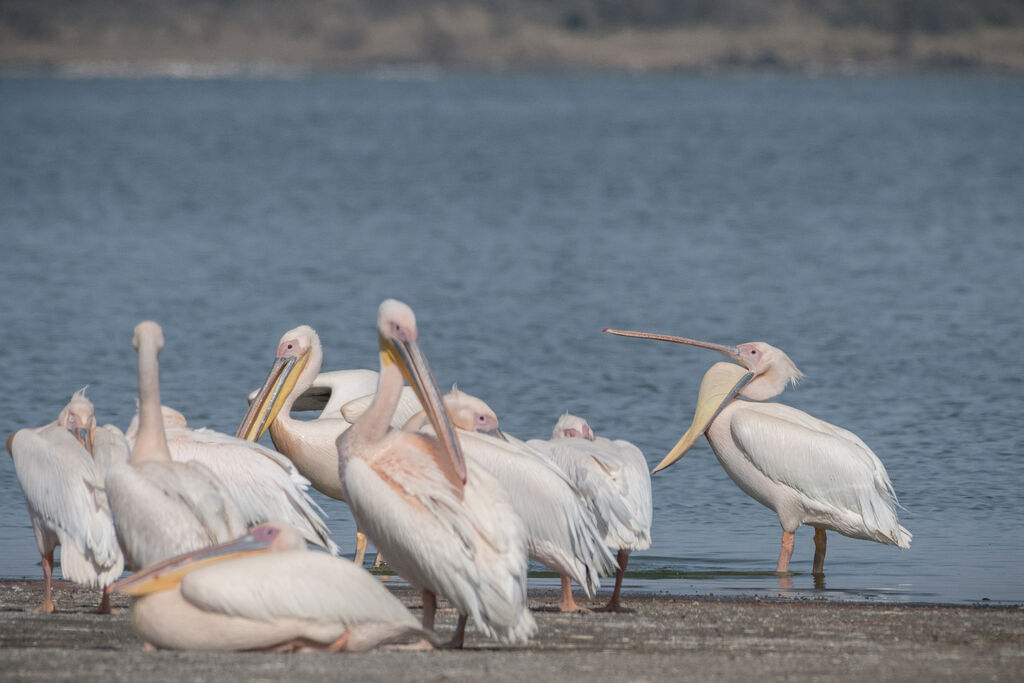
[{"left": 1, "top": 73, "right": 1021, "bottom": 604}]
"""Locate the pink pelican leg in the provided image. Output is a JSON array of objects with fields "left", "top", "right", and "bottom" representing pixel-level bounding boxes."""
[
  {"left": 36, "top": 549, "right": 55, "bottom": 614},
  {"left": 777, "top": 531, "right": 795, "bottom": 573},
  {"left": 559, "top": 574, "right": 586, "bottom": 612},
  {"left": 813, "top": 527, "right": 827, "bottom": 574}
]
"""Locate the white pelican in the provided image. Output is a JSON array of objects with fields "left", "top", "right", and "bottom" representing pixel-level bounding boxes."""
[
  {"left": 125, "top": 405, "right": 338, "bottom": 555},
  {"left": 236, "top": 325, "right": 419, "bottom": 565},
  {"left": 6, "top": 390, "right": 126, "bottom": 613},
  {"left": 108, "top": 522, "right": 432, "bottom": 652},
  {"left": 337, "top": 299, "right": 535, "bottom": 647},
  {"left": 419, "top": 388, "right": 617, "bottom": 612},
  {"left": 528, "top": 413, "right": 652, "bottom": 612},
  {"left": 605, "top": 329, "right": 911, "bottom": 573},
  {"left": 106, "top": 321, "right": 248, "bottom": 570}
]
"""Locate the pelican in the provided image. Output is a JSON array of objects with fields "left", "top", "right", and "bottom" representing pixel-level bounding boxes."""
[
  {"left": 528, "top": 414, "right": 652, "bottom": 612},
  {"left": 417, "top": 388, "right": 617, "bottom": 612},
  {"left": 105, "top": 321, "right": 248, "bottom": 570},
  {"left": 108, "top": 522, "right": 433, "bottom": 652},
  {"left": 6, "top": 389, "right": 126, "bottom": 613},
  {"left": 605, "top": 329, "right": 911, "bottom": 574},
  {"left": 125, "top": 405, "right": 338, "bottom": 555},
  {"left": 237, "top": 325, "right": 419, "bottom": 565},
  {"left": 337, "top": 299, "right": 536, "bottom": 647}
]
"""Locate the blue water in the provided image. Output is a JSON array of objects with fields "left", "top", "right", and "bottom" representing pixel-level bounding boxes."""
[{"left": 1, "top": 73, "right": 1022, "bottom": 605}]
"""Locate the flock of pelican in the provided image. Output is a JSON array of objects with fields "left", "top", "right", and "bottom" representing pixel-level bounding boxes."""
[{"left": 6, "top": 299, "right": 910, "bottom": 652}]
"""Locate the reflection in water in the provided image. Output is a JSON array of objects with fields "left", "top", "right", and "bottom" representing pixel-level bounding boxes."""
[{"left": 778, "top": 574, "right": 793, "bottom": 592}]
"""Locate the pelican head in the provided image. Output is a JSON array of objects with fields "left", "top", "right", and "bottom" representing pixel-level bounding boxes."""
[
  {"left": 604, "top": 329, "right": 803, "bottom": 473},
  {"left": 442, "top": 387, "right": 505, "bottom": 440},
  {"left": 132, "top": 321, "right": 164, "bottom": 353},
  {"left": 236, "top": 325, "right": 318, "bottom": 441},
  {"left": 378, "top": 299, "right": 466, "bottom": 485},
  {"left": 57, "top": 388, "right": 97, "bottom": 453},
  {"left": 109, "top": 522, "right": 306, "bottom": 597},
  {"left": 552, "top": 413, "right": 595, "bottom": 441}
]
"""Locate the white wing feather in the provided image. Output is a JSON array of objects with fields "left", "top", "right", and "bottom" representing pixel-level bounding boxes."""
[
  {"left": 181, "top": 551, "right": 420, "bottom": 630},
  {"left": 9, "top": 426, "right": 124, "bottom": 586},
  {"left": 731, "top": 403, "right": 910, "bottom": 547}
]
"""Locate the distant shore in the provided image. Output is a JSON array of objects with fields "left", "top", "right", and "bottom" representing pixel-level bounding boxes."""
[
  {"left": 1, "top": 579, "right": 1021, "bottom": 682},
  {"left": 3, "top": 4, "right": 1024, "bottom": 76}
]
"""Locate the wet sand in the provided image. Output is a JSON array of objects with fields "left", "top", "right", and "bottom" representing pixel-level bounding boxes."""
[{"left": 1, "top": 580, "right": 1021, "bottom": 682}]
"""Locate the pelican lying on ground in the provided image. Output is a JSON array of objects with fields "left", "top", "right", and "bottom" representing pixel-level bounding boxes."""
[
  {"left": 337, "top": 300, "right": 535, "bottom": 647},
  {"left": 418, "top": 388, "right": 616, "bottom": 612},
  {"left": 237, "top": 325, "right": 419, "bottom": 565},
  {"left": 125, "top": 405, "right": 337, "bottom": 555},
  {"left": 106, "top": 321, "right": 247, "bottom": 570},
  {"left": 7, "top": 389, "right": 126, "bottom": 613},
  {"left": 109, "top": 522, "right": 432, "bottom": 652},
  {"left": 605, "top": 328, "right": 911, "bottom": 574},
  {"left": 529, "top": 414, "right": 652, "bottom": 612}
]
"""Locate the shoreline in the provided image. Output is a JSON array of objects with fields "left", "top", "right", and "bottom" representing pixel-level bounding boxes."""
[{"left": 2, "top": 580, "right": 1021, "bottom": 682}]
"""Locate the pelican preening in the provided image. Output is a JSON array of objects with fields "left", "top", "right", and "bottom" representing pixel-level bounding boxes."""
[
  {"left": 604, "top": 328, "right": 911, "bottom": 574},
  {"left": 414, "top": 388, "right": 617, "bottom": 612},
  {"left": 109, "top": 522, "right": 431, "bottom": 652},
  {"left": 337, "top": 299, "right": 536, "bottom": 647},
  {"left": 105, "top": 321, "right": 248, "bottom": 570},
  {"left": 7, "top": 390, "right": 125, "bottom": 613},
  {"left": 237, "top": 325, "right": 419, "bottom": 565},
  {"left": 529, "top": 414, "right": 653, "bottom": 612},
  {"left": 125, "top": 406, "right": 338, "bottom": 555}
]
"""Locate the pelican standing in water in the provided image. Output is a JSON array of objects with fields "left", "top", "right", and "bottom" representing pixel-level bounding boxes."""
[
  {"left": 529, "top": 413, "right": 652, "bottom": 612},
  {"left": 605, "top": 329, "right": 911, "bottom": 574},
  {"left": 237, "top": 325, "right": 419, "bottom": 565},
  {"left": 106, "top": 322, "right": 247, "bottom": 570},
  {"left": 407, "top": 388, "right": 617, "bottom": 612},
  {"left": 7, "top": 390, "right": 126, "bottom": 613},
  {"left": 108, "top": 522, "right": 433, "bottom": 652},
  {"left": 337, "top": 300, "right": 535, "bottom": 647},
  {"left": 125, "top": 405, "right": 337, "bottom": 555}
]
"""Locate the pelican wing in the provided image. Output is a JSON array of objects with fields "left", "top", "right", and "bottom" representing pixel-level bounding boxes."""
[
  {"left": 340, "top": 387, "right": 422, "bottom": 429},
  {"left": 181, "top": 550, "right": 420, "bottom": 630},
  {"left": 9, "top": 426, "right": 123, "bottom": 584},
  {"left": 731, "top": 403, "right": 910, "bottom": 547},
  {"left": 91, "top": 424, "right": 132, "bottom": 480},
  {"left": 164, "top": 425, "right": 338, "bottom": 555},
  {"left": 532, "top": 437, "right": 652, "bottom": 551},
  {"left": 297, "top": 369, "right": 383, "bottom": 417},
  {"left": 461, "top": 431, "right": 617, "bottom": 593}
]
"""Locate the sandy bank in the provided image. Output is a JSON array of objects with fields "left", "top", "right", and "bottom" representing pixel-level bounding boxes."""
[{"left": 1, "top": 579, "right": 1021, "bottom": 682}]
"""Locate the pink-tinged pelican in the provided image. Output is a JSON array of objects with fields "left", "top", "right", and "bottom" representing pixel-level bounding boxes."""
[
  {"left": 109, "top": 522, "right": 432, "bottom": 652},
  {"left": 604, "top": 329, "right": 911, "bottom": 574},
  {"left": 337, "top": 300, "right": 536, "bottom": 647},
  {"left": 6, "top": 390, "right": 126, "bottom": 613},
  {"left": 125, "top": 405, "right": 338, "bottom": 555},
  {"left": 418, "top": 388, "right": 617, "bottom": 612},
  {"left": 105, "top": 321, "right": 248, "bottom": 570},
  {"left": 237, "top": 325, "right": 419, "bottom": 565},
  {"left": 529, "top": 414, "right": 652, "bottom": 612}
]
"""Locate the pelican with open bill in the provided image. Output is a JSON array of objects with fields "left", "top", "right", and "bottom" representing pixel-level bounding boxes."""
[{"left": 603, "top": 327, "right": 910, "bottom": 575}]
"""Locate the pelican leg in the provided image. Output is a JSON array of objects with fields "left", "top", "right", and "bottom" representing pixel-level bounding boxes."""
[
  {"left": 35, "top": 549, "right": 55, "bottom": 614},
  {"left": 421, "top": 590, "right": 436, "bottom": 631},
  {"left": 443, "top": 614, "right": 468, "bottom": 649},
  {"left": 371, "top": 551, "right": 386, "bottom": 569},
  {"left": 95, "top": 586, "right": 111, "bottom": 615},
  {"left": 812, "top": 527, "right": 827, "bottom": 575},
  {"left": 598, "top": 549, "right": 631, "bottom": 613},
  {"left": 353, "top": 531, "right": 367, "bottom": 567},
  {"left": 558, "top": 574, "right": 587, "bottom": 612},
  {"left": 776, "top": 531, "right": 795, "bottom": 573}
]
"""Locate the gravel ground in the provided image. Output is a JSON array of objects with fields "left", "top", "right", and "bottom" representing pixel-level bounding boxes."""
[{"left": 1, "top": 579, "right": 1021, "bottom": 682}]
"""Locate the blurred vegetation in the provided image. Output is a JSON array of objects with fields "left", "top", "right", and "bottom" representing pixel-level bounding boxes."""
[{"left": 2, "top": 0, "right": 1023, "bottom": 71}]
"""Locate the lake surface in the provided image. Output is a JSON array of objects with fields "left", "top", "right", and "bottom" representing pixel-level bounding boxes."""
[{"left": 1, "top": 72, "right": 1021, "bottom": 605}]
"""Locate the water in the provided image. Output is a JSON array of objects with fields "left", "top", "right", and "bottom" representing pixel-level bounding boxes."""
[{"left": 1, "top": 73, "right": 1021, "bottom": 605}]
